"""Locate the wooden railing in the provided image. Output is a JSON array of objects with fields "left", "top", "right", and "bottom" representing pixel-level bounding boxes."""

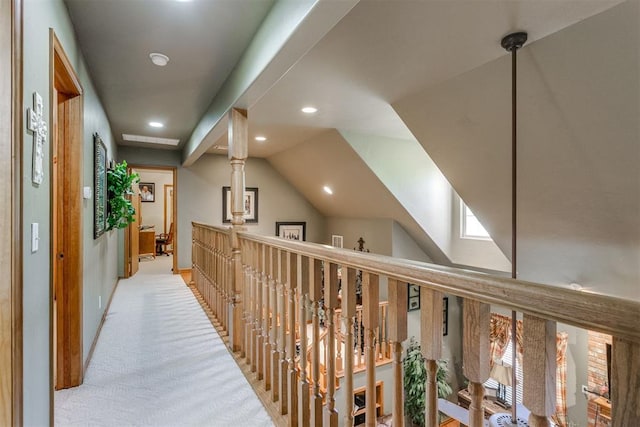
[{"left": 191, "top": 222, "right": 640, "bottom": 427}]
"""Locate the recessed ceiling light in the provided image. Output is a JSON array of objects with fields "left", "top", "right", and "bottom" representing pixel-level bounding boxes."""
[
  {"left": 323, "top": 186, "right": 333, "bottom": 195},
  {"left": 149, "top": 52, "right": 169, "bottom": 67},
  {"left": 255, "top": 136, "right": 267, "bottom": 142},
  {"left": 301, "top": 106, "right": 318, "bottom": 114},
  {"left": 149, "top": 121, "right": 164, "bottom": 128}
]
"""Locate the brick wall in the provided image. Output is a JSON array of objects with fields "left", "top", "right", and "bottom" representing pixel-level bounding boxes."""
[{"left": 587, "top": 331, "right": 612, "bottom": 426}]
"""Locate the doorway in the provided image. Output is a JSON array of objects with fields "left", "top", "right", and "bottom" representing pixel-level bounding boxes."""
[
  {"left": 51, "top": 30, "right": 84, "bottom": 390},
  {"left": 124, "top": 165, "right": 177, "bottom": 277}
]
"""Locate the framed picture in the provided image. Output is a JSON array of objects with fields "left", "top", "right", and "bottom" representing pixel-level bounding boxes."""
[
  {"left": 443, "top": 296, "right": 449, "bottom": 336},
  {"left": 408, "top": 284, "right": 420, "bottom": 311},
  {"left": 93, "top": 133, "right": 107, "bottom": 239},
  {"left": 276, "top": 221, "right": 306, "bottom": 241},
  {"left": 222, "top": 186, "right": 258, "bottom": 223},
  {"left": 139, "top": 182, "right": 155, "bottom": 202}
]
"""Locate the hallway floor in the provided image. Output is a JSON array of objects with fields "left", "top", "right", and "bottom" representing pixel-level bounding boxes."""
[{"left": 55, "top": 256, "right": 274, "bottom": 426}]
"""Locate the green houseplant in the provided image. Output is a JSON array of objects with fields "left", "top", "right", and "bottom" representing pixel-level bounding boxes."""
[
  {"left": 106, "top": 160, "right": 139, "bottom": 230},
  {"left": 403, "top": 337, "right": 453, "bottom": 427}
]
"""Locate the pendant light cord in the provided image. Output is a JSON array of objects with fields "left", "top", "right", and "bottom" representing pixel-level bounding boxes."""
[{"left": 501, "top": 30, "right": 527, "bottom": 425}]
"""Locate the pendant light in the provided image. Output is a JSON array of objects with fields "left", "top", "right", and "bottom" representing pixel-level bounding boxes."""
[{"left": 501, "top": 30, "right": 527, "bottom": 426}]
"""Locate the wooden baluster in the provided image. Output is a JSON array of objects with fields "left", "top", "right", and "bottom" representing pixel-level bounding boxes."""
[
  {"left": 257, "top": 243, "right": 266, "bottom": 381},
  {"left": 358, "top": 310, "right": 364, "bottom": 368},
  {"left": 611, "top": 337, "right": 640, "bottom": 427},
  {"left": 421, "top": 289, "right": 443, "bottom": 427},
  {"left": 523, "top": 314, "right": 556, "bottom": 427},
  {"left": 362, "top": 272, "right": 379, "bottom": 427},
  {"left": 251, "top": 242, "right": 259, "bottom": 373},
  {"left": 271, "top": 248, "right": 281, "bottom": 402},
  {"left": 462, "top": 299, "right": 490, "bottom": 427},
  {"left": 264, "top": 246, "right": 273, "bottom": 390},
  {"left": 323, "top": 263, "right": 339, "bottom": 426},
  {"left": 298, "top": 255, "right": 311, "bottom": 427},
  {"left": 380, "top": 304, "right": 387, "bottom": 360},
  {"left": 388, "top": 279, "right": 408, "bottom": 427},
  {"left": 279, "top": 250, "right": 288, "bottom": 413},
  {"left": 310, "top": 258, "right": 323, "bottom": 427},
  {"left": 336, "top": 308, "right": 343, "bottom": 373},
  {"left": 231, "top": 230, "right": 243, "bottom": 352},
  {"left": 286, "top": 252, "right": 298, "bottom": 426},
  {"left": 342, "top": 267, "right": 357, "bottom": 427}
]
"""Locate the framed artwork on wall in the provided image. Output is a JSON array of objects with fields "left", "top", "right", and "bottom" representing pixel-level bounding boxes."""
[
  {"left": 276, "top": 221, "right": 306, "bottom": 241},
  {"left": 222, "top": 186, "right": 258, "bottom": 223},
  {"left": 93, "top": 133, "right": 107, "bottom": 239},
  {"left": 408, "top": 284, "right": 420, "bottom": 311},
  {"left": 139, "top": 182, "right": 155, "bottom": 202}
]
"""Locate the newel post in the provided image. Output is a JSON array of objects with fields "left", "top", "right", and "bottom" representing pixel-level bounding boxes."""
[{"left": 229, "top": 108, "right": 247, "bottom": 353}]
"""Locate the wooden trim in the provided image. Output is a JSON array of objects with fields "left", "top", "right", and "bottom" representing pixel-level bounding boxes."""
[
  {"left": 194, "top": 222, "right": 640, "bottom": 344},
  {"left": 128, "top": 164, "right": 178, "bottom": 274},
  {"left": 83, "top": 279, "right": 119, "bottom": 373},
  {"left": 1, "top": 0, "right": 23, "bottom": 424},
  {"left": 11, "top": 0, "right": 23, "bottom": 423},
  {"left": 50, "top": 29, "right": 84, "bottom": 390}
]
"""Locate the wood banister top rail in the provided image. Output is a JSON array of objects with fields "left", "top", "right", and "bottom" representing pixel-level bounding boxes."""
[{"left": 192, "top": 222, "right": 640, "bottom": 343}]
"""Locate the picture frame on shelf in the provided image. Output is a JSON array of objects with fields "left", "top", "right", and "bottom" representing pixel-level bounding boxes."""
[
  {"left": 276, "top": 221, "right": 306, "bottom": 241},
  {"left": 139, "top": 182, "right": 155, "bottom": 202},
  {"left": 408, "top": 284, "right": 420, "bottom": 311},
  {"left": 222, "top": 186, "right": 258, "bottom": 223}
]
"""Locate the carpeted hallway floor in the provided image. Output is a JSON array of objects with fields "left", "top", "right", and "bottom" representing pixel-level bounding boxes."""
[{"left": 55, "top": 256, "right": 274, "bottom": 427}]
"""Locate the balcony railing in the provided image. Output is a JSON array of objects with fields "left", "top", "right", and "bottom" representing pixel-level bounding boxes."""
[{"left": 191, "top": 222, "right": 640, "bottom": 427}]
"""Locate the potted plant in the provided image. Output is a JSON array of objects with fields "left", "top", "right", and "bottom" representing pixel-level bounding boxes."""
[
  {"left": 106, "top": 160, "right": 139, "bottom": 230},
  {"left": 403, "top": 337, "right": 453, "bottom": 427}
]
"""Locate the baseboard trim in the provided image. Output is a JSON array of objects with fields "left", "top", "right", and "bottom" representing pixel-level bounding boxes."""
[
  {"left": 178, "top": 268, "right": 192, "bottom": 286},
  {"left": 83, "top": 278, "right": 119, "bottom": 374}
]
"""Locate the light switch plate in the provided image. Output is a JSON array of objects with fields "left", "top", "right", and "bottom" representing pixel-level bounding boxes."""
[
  {"left": 83, "top": 186, "right": 92, "bottom": 199},
  {"left": 31, "top": 223, "right": 39, "bottom": 253}
]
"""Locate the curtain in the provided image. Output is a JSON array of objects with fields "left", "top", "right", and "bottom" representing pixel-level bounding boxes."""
[
  {"left": 489, "top": 314, "right": 512, "bottom": 367},
  {"left": 551, "top": 332, "right": 569, "bottom": 427}
]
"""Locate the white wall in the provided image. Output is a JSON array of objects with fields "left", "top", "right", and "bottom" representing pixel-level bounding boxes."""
[
  {"left": 22, "top": 0, "right": 119, "bottom": 423},
  {"left": 137, "top": 169, "right": 174, "bottom": 234}
]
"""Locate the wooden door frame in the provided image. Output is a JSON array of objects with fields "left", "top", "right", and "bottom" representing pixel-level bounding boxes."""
[
  {"left": 126, "top": 165, "right": 178, "bottom": 275},
  {"left": 50, "top": 30, "right": 84, "bottom": 390},
  {"left": 0, "top": 0, "right": 23, "bottom": 424}
]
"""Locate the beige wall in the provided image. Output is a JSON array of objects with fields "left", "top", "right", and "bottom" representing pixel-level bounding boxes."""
[{"left": 136, "top": 169, "right": 173, "bottom": 234}]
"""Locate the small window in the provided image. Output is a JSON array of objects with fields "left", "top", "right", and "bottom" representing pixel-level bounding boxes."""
[{"left": 461, "top": 202, "right": 491, "bottom": 239}]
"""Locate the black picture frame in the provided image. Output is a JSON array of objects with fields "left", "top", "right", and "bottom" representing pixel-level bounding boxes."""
[
  {"left": 93, "top": 133, "right": 107, "bottom": 239},
  {"left": 443, "top": 296, "right": 449, "bottom": 336},
  {"left": 276, "top": 221, "right": 306, "bottom": 241},
  {"left": 222, "top": 186, "right": 259, "bottom": 223},
  {"left": 408, "top": 284, "right": 420, "bottom": 311},
  {"left": 139, "top": 182, "right": 155, "bottom": 202}
]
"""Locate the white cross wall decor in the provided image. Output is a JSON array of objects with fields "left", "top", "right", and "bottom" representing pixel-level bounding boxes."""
[{"left": 27, "top": 92, "right": 47, "bottom": 185}]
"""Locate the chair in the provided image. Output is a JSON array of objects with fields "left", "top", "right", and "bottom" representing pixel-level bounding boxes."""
[{"left": 155, "top": 222, "right": 174, "bottom": 256}]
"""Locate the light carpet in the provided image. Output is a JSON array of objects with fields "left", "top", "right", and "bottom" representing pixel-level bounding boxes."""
[{"left": 55, "top": 256, "right": 274, "bottom": 427}]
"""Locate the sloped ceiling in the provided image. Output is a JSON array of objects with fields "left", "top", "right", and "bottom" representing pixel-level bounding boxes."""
[
  {"left": 393, "top": 1, "right": 639, "bottom": 299},
  {"left": 267, "top": 130, "right": 449, "bottom": 264}
]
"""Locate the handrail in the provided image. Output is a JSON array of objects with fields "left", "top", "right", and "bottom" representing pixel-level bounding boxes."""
[
  {"left": 193, "top": 222, "right": 640, "bottom": 343},
  {"left": 192, "top": 222, "right": 640, "bottom": 427}
]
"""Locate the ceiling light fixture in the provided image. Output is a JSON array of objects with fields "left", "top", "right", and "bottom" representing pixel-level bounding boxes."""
[
  {"left": 122, "top": 134, "right": 180, "bottom": 146},
  {"left": 323, "top": 186, "right": 333, "bottom": 195},
  {"left": 149, "top": 121, "right": 164, "bottom": 128},
  {"left": 301, "top": 106, "right": 318, "bottom": 114},
  {"left": 255, "top": 136, "right": 267, "bottom": 142},
  {"left": 149, "top": 52, "right": 170, "bottom": 67}
]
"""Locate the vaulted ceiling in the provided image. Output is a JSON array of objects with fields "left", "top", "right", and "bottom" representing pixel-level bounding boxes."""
[{"left": 65, "top": 0, "right": 638, "bottom": 298}]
